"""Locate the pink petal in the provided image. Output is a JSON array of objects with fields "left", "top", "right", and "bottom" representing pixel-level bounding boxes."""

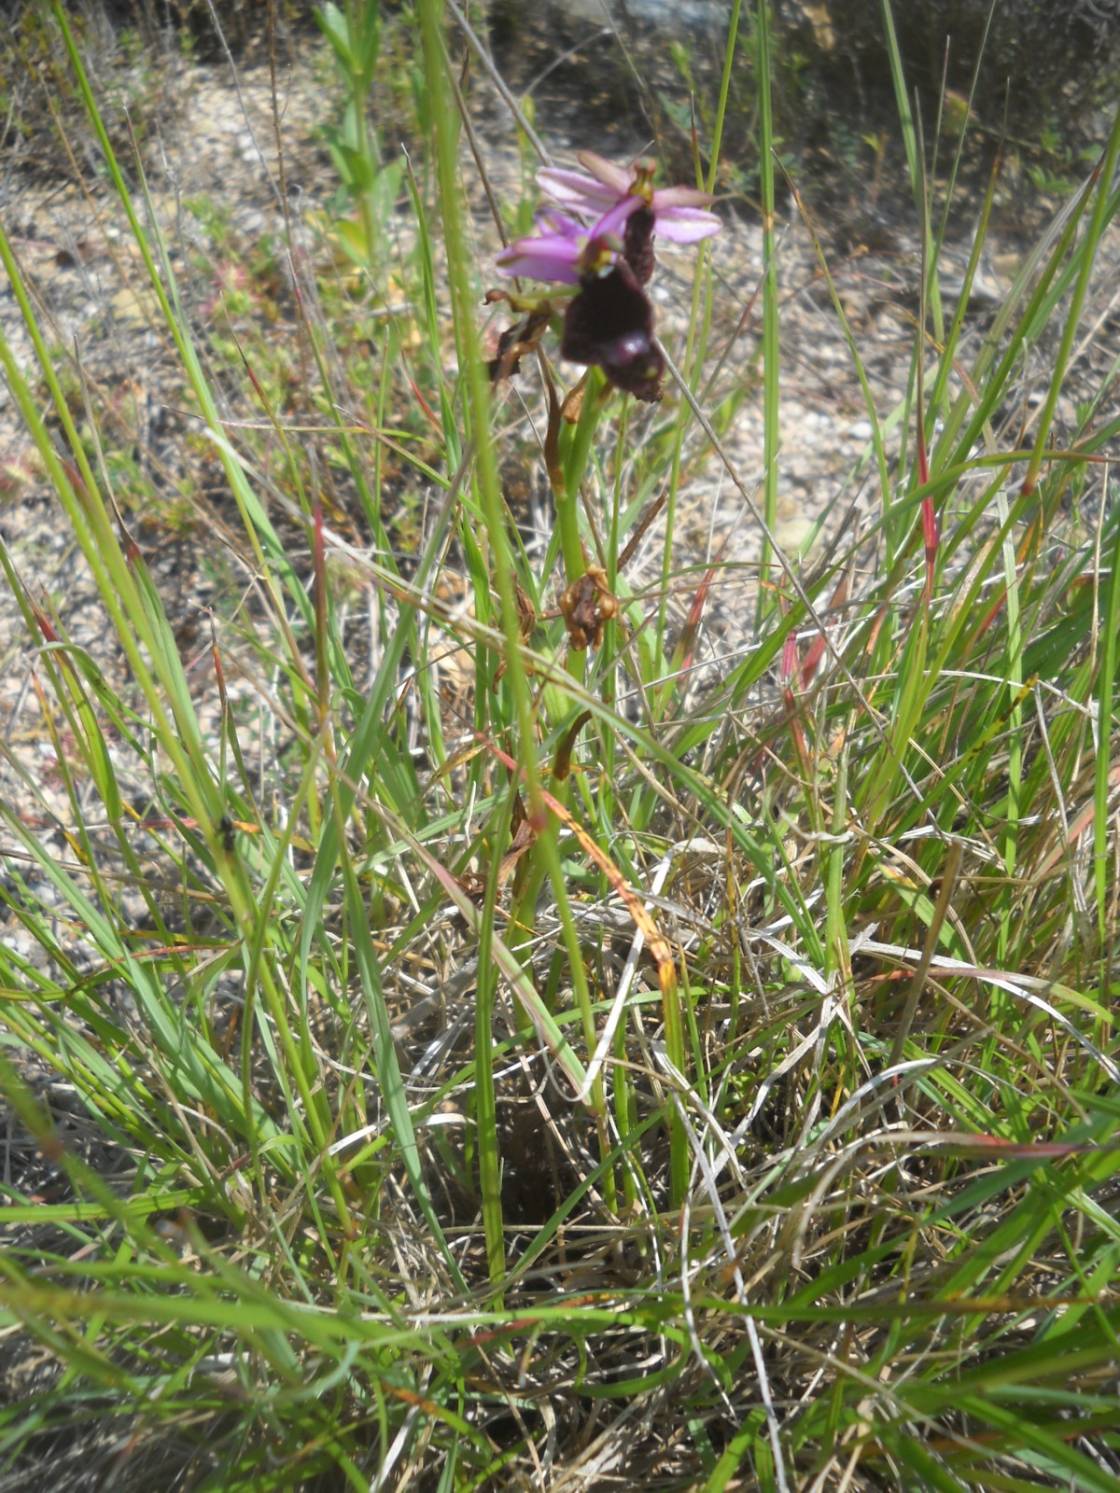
[
  {"left": 496, "top": 232, "right": 583, "bottom": 283},
  {"left": 575, "top": 150, "right": 635, "bottom": 195},
  {"left": 653, "top": 206, "right": 722, "bottom": 243},
  {"left": 651, "top": 184, "right": 715, "bottom": 209},
  {"left": 537, "top": 168, "right": 620, "bottom": 213},
  {"left": 535, "top": 208, "right": 585, "bottom": 238},
  {"left": 591, "top": 197, "right": 644, "bottom": 240}
]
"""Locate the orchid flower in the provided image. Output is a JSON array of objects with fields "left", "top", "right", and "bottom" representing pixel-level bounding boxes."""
[
  {"left": 538, "top": 151, "right": 721, "bottom": 246},
  {"left": 491, "top": 154, "right": 718, "bottom": 403},
  {"left": 494, "top": 202, "right": 664, "bottom": 400}
]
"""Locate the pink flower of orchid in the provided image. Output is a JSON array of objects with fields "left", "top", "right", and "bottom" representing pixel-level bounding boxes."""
[
  {"left": 490, "top": 154, "right": 717, "bottom": 403},
  {"left": 537, "top": 151, "right": 721, "bottom": 245},
  {"left": 495, "top": 200, "right": 640, "bottom": 284}
]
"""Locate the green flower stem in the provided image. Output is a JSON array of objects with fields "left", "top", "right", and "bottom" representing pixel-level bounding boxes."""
[
  {"left": 755, "top": 0, "right": 780, "bottom": 628},
  {"left": 508, "top": 369, "right": 608, "bottom": 945},
  {"left": 560, "top": 368, "right": 606, "bottom": 584}
]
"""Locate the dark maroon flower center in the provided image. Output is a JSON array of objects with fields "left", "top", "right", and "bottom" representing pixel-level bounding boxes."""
[{"left": 561, "top": 256, "right": 664, "bottom": 402}]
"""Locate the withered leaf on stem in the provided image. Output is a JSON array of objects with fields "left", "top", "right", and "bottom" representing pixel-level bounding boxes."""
[
  {"left": 487, "top": 311, "right": 552, "bottom": 382},
  {"left": 560, "top": 566, "right": 619, "bottom": 650}
]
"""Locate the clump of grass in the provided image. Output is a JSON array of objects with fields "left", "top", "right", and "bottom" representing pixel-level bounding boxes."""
[{"left": 1, "top": 1, "right": 1119, "bottom": 1487}]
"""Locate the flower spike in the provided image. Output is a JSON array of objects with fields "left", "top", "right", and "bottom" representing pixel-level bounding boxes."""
[{"left": 490, "top": 153, "right": 716, "bottom": 402}]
